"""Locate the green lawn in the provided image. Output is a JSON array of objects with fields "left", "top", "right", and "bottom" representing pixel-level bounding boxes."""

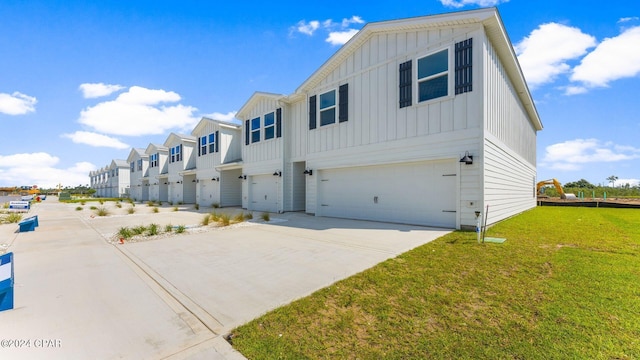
[{"left": 230, "top": 207, "right": 640, "bottom": 359}]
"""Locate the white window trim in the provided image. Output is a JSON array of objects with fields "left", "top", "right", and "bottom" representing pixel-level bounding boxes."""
[
  {"left": 318, "top": 88, "right": 337, "bottom": 127},
  {"left": 415, "top": 46, "right": 454, "bottom": 105},
  {"left": 264, "top": 112, "right": 276, "bottom": 140},
  {"left": 251, "top": 117, "right": 261, "bottom": 143},
  {"left": 208, "top": 133, "right": 215, "bottom": 153}
]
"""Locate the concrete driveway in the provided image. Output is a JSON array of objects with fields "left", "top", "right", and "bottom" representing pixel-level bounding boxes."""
[{"left": 0, "top": 197, "right": 451, "bottom": 359}]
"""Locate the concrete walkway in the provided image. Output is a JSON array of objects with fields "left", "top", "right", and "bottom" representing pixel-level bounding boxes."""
[{"left": 0, "top": 197, "right": 451, "bottom": 359}]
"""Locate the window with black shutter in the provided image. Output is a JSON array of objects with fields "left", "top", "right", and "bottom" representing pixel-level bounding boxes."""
[
  {"left": 339, "top": 84, "right": 348, "bottom": 122},
  {"left": 215, "top": 131, "right": 219, "bottom": 152},
  {"left": 455, "top": 38, "right": 473, "bottom": 95},
  {"left": 399, "top": 60, "right": 412, "bottom": 108},
  {"left": 309, "top": 95, "right": 317, "bottom": 130},
  {"left": 276, "top": 108, "right": 282, "bottom": 138}
]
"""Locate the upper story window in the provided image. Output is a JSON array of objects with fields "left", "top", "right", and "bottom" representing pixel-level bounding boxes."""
[
  {"left": 417, "top": 49, "right": 449, "bottom": 102},
  {"left": 170, "top": 145, "right": 182, "bottom": 163},
  {"left": 130, "top": 162, "right": 135, "bottom": 172},
  {"left": 264, "top": 112, "right": 275, "bottom": 140},
  {"left": 150, "top": 153, "right": 158, "bottom": 168},
  {"left": 137, "top": 159, "right": 143, "bottom": 171},
  {"left": 200, "top": 136, "right": 207, "bottom": 156},
  {"left": 208, "top": 133, "right": 216, "bottom": 153},
  {"left": 251, "top": 117, "right": 260, "bottom": 143},
  {"left": 319, "top": 90, "right": 336, "bottom": 126}
]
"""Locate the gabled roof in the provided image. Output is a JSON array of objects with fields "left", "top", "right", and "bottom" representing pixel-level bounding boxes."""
[
  {"left": 294, "top": 7, "right": 542, "bottom": 131},
  {"left": 110, "top": 159, "right": 129, "bottom": 169},
  {"left": 145, "top": 143, "right": 168, "bottom": 155},
  {"left": 126, "top": 148, "right": 148, "bottom": 162},
  {"left": 163, "top": 133, "right": 197, "bottom": 147},
  {"left": 191, "top": 117, "right": 241, "bottom": 136},
  {"left": 236, "top": 91, "right": 286, "bottom": 120}
]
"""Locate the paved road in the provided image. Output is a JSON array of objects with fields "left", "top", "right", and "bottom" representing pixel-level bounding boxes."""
[{"left": 0, "top": 197, "right": 451, "bottom": 359}]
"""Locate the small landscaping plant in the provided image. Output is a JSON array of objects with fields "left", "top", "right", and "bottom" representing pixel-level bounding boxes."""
[
  {"left": 115, "top": 203, "right": 122, "bottom": 208},
  {"left": 212, "top": 202, "right": 220, "bottom": 208},
  {"left": 244, "top": 212, "right": 253, "bottom": 220},
  {"left": 131, "top": 225, "right": 147, "bottom": 235},
  {"left": 261, "top": 212, "right": 270, "bottom": 221},
  {"left": 147, "top": 201, "right": 154, "bottom": 207},
  {"left": 146, "top": 223, "right": 159, "bottom": 236},
  {"left": 218, "top": 213, "right": 231, "bottom": 227},
  {"left": 75, "top": 206, "right": 83, "bottom": 211},
  {"left": 233, "top": 212, "right": 246, "bottom": 223},
  {"left": 175, "top": 225, "right": 186, "bottom": 234},
  {"left": 194, "top": 203, "right": 199, "bottom": 210},
  {"left": 90, "top": 206, "right": 98, "bottom": 210},
  {"left": 201, "top": 214, "right": 211, "bottom": 226},
  {"left": 152, "top": 206, "right": 159, "bottom": 213},
  {"left": 128, "top": 207, "right": 135, "bottom": 214},
  {"left": 164, "top": 224, "right": 173, "bottom": 233},
  {"left": 4, "top": 213, "right": 22, "bottom": 224},
  {"left": 117, "top": 226, "right": 132, "bottom": 240},
  {"left": 95, "top": 207, "right": 109, "bottom": 216},
  {"left": 172, "top": 206, "right": 179, "bottom": 212}
]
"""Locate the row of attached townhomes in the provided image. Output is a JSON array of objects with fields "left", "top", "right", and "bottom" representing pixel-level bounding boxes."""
[{"left": 89, "top": 8, "right": 542, "bottom": 230}]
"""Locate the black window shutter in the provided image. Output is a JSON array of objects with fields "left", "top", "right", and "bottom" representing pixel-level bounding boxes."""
[
  {"left": 276, "top": 108, "right": 282, "bottom": 138},
  {"left": 399, "top": 60, "right": 412, "bottom": 108},
  {"left": 455, "top": 38, "right": 473, "bottom": 95},
  {"left": 309, "top": 95, "right": 317, "bottom": 130},
  {"left": 338, "top": 84, "right": 348, "bottom": 122},
  {"left": 245, "top": 120, "right": 250, "bottom": 145},
  {"left": 215, "top": 130, "right": 219, "bottom": 152},
  {"left": 198, "top": 138, "right": 201, "bottom": 156}
]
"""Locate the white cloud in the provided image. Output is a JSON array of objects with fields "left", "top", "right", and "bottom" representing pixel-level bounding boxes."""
[
  {"left": 563, "top": 85, "right": 588, "bottom": 96},
  {"left": 570, "top": 26, "right": 640, "bottom": 88},
  {"left": 615, "top": 178, "right": 640, "bottom": 187},
  {"left": 326, "top": 29, "right": 359, "bottom": 46},
  {"left": 618, "top": 17, "right": 639, "bottom": 23},
  {"left": 342, "top": 16, "right": 364, "bottom": 27},
  {"left": 440, "top": 0, "right": 508, "bottom": 8},
  {"left": 291, "top": 16, "right": 364, "bottom": 46},
  {"left": 0, "top": 152, "right": 93, "bottom": 188},
  {"left": 0, "top": 91, "right": 37, "bottom": 115},
  {"left": 79, "top": 83, "right": 125, "bottom": 99},
  {"left": 62, "top": 131, "right": 130, "bottom": 149},
  {"left": 295, "top": 20, "right": 320, "bottom": 36},
  {"left": 540, "top": 139, "right": 640, "bottom": 171},
  {"left": 515, "top": 23, "right": 596, "bottom": 89},
  {"left": 77, "top": 86, "right": 199, "bottom": 136},
  {"left": 204, "top": 111, "right": 238, "bottom": 122}
]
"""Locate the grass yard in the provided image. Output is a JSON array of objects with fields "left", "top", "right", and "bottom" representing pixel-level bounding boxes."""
[{"left": 230, "top": 207, "right": 640, "bottom": 359}]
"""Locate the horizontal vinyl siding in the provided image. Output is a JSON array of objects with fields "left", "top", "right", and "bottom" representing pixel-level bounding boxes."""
[
  {"left": 307, "top": 26, "right": 483, "bottom": 158},
  {"left": 483, "top": 135, "right": 536, "bottom": 225},
  {"left": 484, "top": 37, "right": 537, "bottom": 165}
]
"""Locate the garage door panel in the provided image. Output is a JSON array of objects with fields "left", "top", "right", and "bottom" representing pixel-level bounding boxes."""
[
  {"left": 250, "top": 175, "right": 279, "bottom": 213},
  {"left": 318, "top": 161, "right": 456, "bottom": 228}
]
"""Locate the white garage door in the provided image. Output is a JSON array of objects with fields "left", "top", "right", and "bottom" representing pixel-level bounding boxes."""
[
  {"left": 199, "top": 181, "right": 217, "bottom": 207},
  {"left": 317, "top": 160, "right": 457, "bottom": 228},
  {"left": 249, "top": 174, "right": 279, "bottom": 213}
]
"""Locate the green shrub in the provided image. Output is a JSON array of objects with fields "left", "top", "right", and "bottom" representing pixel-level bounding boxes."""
[
  {"left": 96, "top": 207, "right": 109, "bottom": 216},
  {"left": 152, "top": 206, "right": 159, "bottom": 213},
  {"left": 131, "top": 225, "right": 146, "bottom": 235},
  {"left": 244, "top": 212, "right": 253, "bottom": 220},
  {"left": 147, "top": 223, "right": 159, "bottom": 236},
  {"left": 194, "top": 203, "right": 199, "bottom": 210},
  {"left": 75, "top": 206, "right": 83, "bottom": 211},
  {"left": 164, "top": 224, "right": 173, "bottom": 233},
  {"left": 81, "top": 201, "right": 86, "bottom": 205},
  {"left": 115, "top": 203, "right": 122, "bottom": 208},
  {"left": 178, "top": 201, "right": 183, "bottom": 205},
  {"left": 2, "top": 203, "right": 8, "bottom": 209},
  {"left": 201, "top": 214, "right": 211, "bottom": 226},
  {"left": 117, "top": 227, "right": 132, "bottom": 239},
  {"left": 99, "top": 200, "right": 104, "bottom": 205},
  {"left": 128, "top": 207, "right": 135, "bottom": 214},
  {"left": 210, "top": 211, "right": 220, "bottom": 222},
  {"left": 147, "top": 201, "right": 154, "bottom": 207},
  {"left": 261, "top": 212, "right": 270, "bottom": 221},
  {"left": 90, "top": 206, "right": 98, "bottom": 210},
  {"left": 5, "top": 213, "right": 22, "bottom": 223},
  {"left": 172, "top": 206, "right": 179, "bottom": 212},
  {"left": 175, "top": 225, "right": 186, "bottom": 234},
  {"left": 212, "top": 202, "right": 220, "bottom": 208}
]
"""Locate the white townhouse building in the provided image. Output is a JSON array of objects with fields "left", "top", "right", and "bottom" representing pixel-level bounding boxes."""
[
  {"left": 163, "top": 133, "right": 197, "bottom": 204},
  {"left": 90, "top": 160, "right": 130, "bottom": 198},
  {"left": 236, "top": 7, "right": 542, "bottom": 229},
  {"left": 146, "top": 143, "right": 169, "bottom": 203},
  {"left": 127, "top": 148, "right": 149, "bottom": 202},
  {"left": 190, "top": 117, "right": 243, "bottom": 207}
]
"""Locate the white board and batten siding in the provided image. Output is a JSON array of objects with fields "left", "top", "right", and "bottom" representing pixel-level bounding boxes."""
[{"left": 242, "top": 97, "right": 283, "bottom": 165}]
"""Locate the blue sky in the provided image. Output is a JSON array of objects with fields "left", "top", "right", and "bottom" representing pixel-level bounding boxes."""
[{"left": 1, "top": 0, "right": 639, "bottom": 188}]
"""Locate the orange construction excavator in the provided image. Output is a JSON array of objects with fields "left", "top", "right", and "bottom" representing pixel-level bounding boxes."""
[{"left": 536, "top": 178, "right": 576, "bottom": 200}]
